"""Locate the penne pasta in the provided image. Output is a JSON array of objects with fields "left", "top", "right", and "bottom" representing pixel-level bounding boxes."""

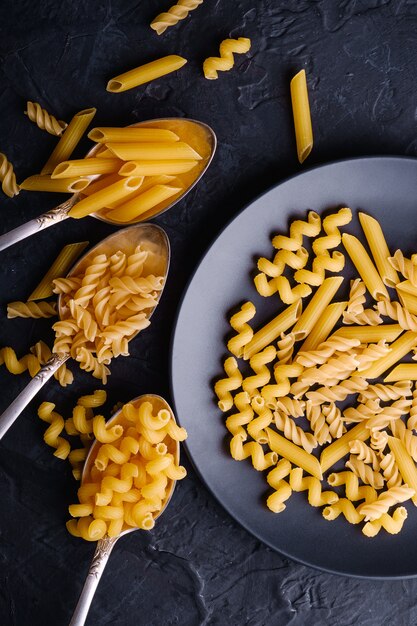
[
  {"left": 88, "top": 127, "right": 180, "bottom": 143},
  {"left": 266, "top": 427, "right": 322, "bottom": 480},
  {"left": 106, "top": 175, "right": 174, "bottom": 209},
  {"left": 332, "top": 324, "right": 403, "bottom": 343},
  {"left": 384, "top": 364, "right": 417, "bottom": 382},
  {"left": 342, "top": 233, "right": 389, "bottom": 301},
  {"left": 69, "top": 177, "right": 143, "bottom": 219},
  {"left": 107, "top": 142, "right": 202, "bottom": 161},
  {"left": 358, "top": 212, "right": 399, "bottom": 287},
  {"left": 81, "top": 173, "right": 124, "bottom": 197},
  {"left": 290, "top": 69, "right": 313, "bottom": 164},
  {"left": 292, "top": 277, "right": 344, "bottom": 339},
  {"left": 104, "top": 184, "right": 182, "bottom": 223},
  {"left": 118, "top": 160, "right": 198, "bottom": 176},
  {"left": 396, "top": 285, "right": 417, "bottom": 316},
  {"left": 51, "top": 158, "right": 121, "bottom": 179},
  {"left": 396, "top": 280, "right": 417, "bottom": 298},
  {"left": 360, "top": 331, "right": 417, "bottom": 379},
  {"left": 106, "top": 55, "right": 187, "bottom": 92},
  {"left": 19, "top": 175, "right": 90, "bottom": 193},
  {"left": 299, "top": 301, "right": 347, "bottom": 352},
  {"left": 388, "top": 437, "right": 417, "bottom": 505},
  {"left": 320, "top": 422, "right": 369, "bottom": 473},
  {"left": 41, "top": 108, "right": 97, "bottom": 175},
  {"left": 243, "top": 301, "right": 302, "bottom": 360},
  {"left": 28, "top": 241, "right": 89, "bottom": 300}
]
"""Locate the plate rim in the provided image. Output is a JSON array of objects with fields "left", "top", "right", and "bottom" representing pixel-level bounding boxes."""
[{"left": 169, "top": 155, "right": 417, "bottom": 580}]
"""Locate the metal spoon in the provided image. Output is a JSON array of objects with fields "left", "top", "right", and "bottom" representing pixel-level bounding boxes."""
[
  {"left": 0, "top": 223, "right": 170, "bottom": 439},
  {"left": 69, "top": 393, "right": 179, "bottom": 626},
  {"left": 0, "top": 118, "right": 216, "bottom": 251}
]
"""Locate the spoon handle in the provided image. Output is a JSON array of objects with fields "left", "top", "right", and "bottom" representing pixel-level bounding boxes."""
[
  {"left": 0, "top": 198, "right": 73, "bottom": 252},
  {"left": 0, "top": 353, "right": 69, "bottom": 440},
  {"left": 69, "top": 536, "right": 118, "bottom": 626}
]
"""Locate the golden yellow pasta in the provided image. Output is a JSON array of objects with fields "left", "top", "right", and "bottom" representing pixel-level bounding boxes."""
[
  {"left": 19, "top": 174, "right": 90, "bottom": 193},
  {"left": 0, "top": 152, "right": 19, "bottom": 197},
  {"left": 150, "top": 0, "right": 203, "bottom": 34},
  {"left": 88, "top": 127, "right": 180, "bottom": 143},
  {"left": 105, "top": 184, "right": 182, "bottom": 223},
  {"left": 25, "top": 101, "right": 67, "bottom": 136},
  {"left": 52, "top": 158, "right": 121, "bottom": 179},
  {"left": 292, "top": 277, "right": 344, "bottom": 339},
  {"left": 203, "top": 38, "right": 251, "bottom": 80},
  {"left": 342, "top": 233, "right": 389, "bottom": 301},
  {"left": 107, "top": 55, "right": 187, "bottom": 93},
  {"left": 69, "top": 176, "right": 143, "bottom": 219},
  {"left": 358, "top": 212, "right": 399, "bottom": 287},
  {"left": 7, "top": 301, "right": 57, "bottom": 319},
  {"left": 243, "top": 300, "right": 301, "bottom": 360},
  {"left": 290, "top": 69, "right": 313, "bottom": 164}
]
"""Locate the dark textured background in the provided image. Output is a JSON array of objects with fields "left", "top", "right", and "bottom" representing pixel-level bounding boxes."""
[{"left": 1, "top": 1, "right": 417, "bottom": 625}]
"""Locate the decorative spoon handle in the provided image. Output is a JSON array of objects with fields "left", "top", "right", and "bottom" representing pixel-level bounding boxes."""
[
  {"left": 0, "top": 353, "right": 69, "bottom": 440},
  {"left": 0, "top": 198, "right": 74, "bottom": 252},
  {"left": 69, "top": 536, "right": 118, "bottom": 626}
]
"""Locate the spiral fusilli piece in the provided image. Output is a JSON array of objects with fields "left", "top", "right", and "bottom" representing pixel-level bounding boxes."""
[
  {"left": 379, "top": 453, "right": 402, "bottom": 489},
  {"left": 377, "top": 299, "right": 417, "bottom": 331},
  {"left": 75, "top": 347, "right": 110, "bottom": 384},
  {"left": 345, "top": 278, "right": 366, "bottom": 315},
  {"left": 275, "top": 396, "right": 305, "bottom": 417},
  {"left": 370, "top": 429, "right": 388, "bottom": 452},
  {"left": 342, "top": 308, "right": 383, "bottom": 325},
  {"left": 345, "top": 456, "right": 384, "bottom": 489},
  {"left": 358, "top": 485, "right": 415, "bottom": 521},
  {"left": 203, "top": 37, "right": 251, "bottom": 80},
  {"left": 0, "top": 152, "right": 19, "bottom": 197},
  {"left": 305, "top": 401, "right": 331, "bottom": 445},
  {"left": 273, "top": 411, "right": 317, "bottom": 453},
  {"left": 300, "top": 353, "right": 359, "bottom": 386},
  {"left": 25, "top": 101, "right": 67, "bottom": 136},
  {"left": 306, "top": 376, "right": 369, "bottom": 406},
  {"left": 343, "top": 399, "right": 381, "bottom": 424},
  {"left": 322, "top": 403, "right": 345, "bottom": 439},
  {"left": 7, "top": 300, "right": 57, "bottom": 319},
  {"left": 388, "top": 250, "right": 417, "bottom": 286},
  {"left": 354, "top": 341, "right": 390, "bottom": 371},
  {"left": 349, "top": 440, "right": 380, "bottom": 470},
  {"left": 358, "top": 381, "right": 412, "bottom": 404},
  {"left": 295, "top": 336, "right": 360, "bottom": 367},
  {"left": 150, "top": 0, "right": 203, "bottom": 35},
  {"left": 365, "top": 398, "right": 412, "bottom": 431}
]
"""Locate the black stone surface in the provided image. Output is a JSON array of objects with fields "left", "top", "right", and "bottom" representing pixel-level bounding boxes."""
[{"left": 1, "top": 1, "right": 417, "bottom": 625}]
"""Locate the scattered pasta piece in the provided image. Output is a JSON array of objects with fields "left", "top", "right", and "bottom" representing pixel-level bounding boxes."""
[
  {"left": 107, "top": 55, "right": 187, "bottom": 93},
  {"left": 203, "top": 38, "right": 251, "bottom": 80},
  {"left": 290, "top": 69, "right": 313, "bottom": 164},
  {"left": 28, "top": 242, "right": 89, "bottom": 301},
  {"left": 25, "top": 101, "right": 67, "bottom": 136},
  {"left": 0, "top": 152, "right": 19, "bottom": 197},
  {"left": 150, "top": 0, "right": 203, "bottom": 35},
  {"left": 7, "top": 301, "right": 57, "bottom": 319}
]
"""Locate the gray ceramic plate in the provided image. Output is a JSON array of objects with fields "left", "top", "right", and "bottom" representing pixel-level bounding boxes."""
[{"left": 170, "top": 157, "right": 417, "bottom": 579}]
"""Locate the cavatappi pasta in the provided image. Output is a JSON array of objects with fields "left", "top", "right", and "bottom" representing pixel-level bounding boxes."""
[
  {"left": 66, "top": 397, "right": 187, "bottom": 540},
  {"left": 203, "top": 38, "right": 251, "bottom": 80},
  {"left": 215, "top": 208, "right": 417, "bottom": 537}
]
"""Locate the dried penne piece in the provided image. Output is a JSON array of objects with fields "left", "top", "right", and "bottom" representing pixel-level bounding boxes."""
[
  {"left": 28, "top": 241, "right": 89, "bottom": 301},
  {"left": 360, "top": 331, "right": 417, "bottom": 379},
  {"left": 358, "top": 212, "right": 399, "bottom": 287},
  {"left": 107, "top": 55, "right": 187, "bottom": 92},
  {"left": 118, "top": 160, "right": 198, "bottom": 176},
  {"left": 332, "top": 324, "right": 403, "bottom": 343},
  {"left": 290, "top": 69, "right": 313, "bottom": 164},
  {"left": 42, "top": 108, "right": 97, "bottom": 175},
  {"left": 107, "top": 142, "right": 202, "bottom": 161},
  {"left": 385, "top": 364, "right": 417, "bottom": 382},
  {"left": 243, "top": 301, "right": 302, "bottom": 360},
  {"left": 88, "top": 128, "right": 180, "bottom": 143},
  {"left": 19, "top": 175, "right": 90, "bottom": 194},
  {"left": 342, "top": 233, "right": 389, "bottom": 301},
  {"left": 299, "top": 301, "right": 347, "bottom": 352},
  {"left": 105, "top": 185, "right": 182, "bottom": 223},
  {"left": 292, "top": 277, "right": 344, "bottom": 340},
  {"left": 266, "top": 427, "right": 322, "bottom": 480},
  {"left": 69, "top": 177, "right": 143, "bottom": 219},
  {"left": 388, "top": 437, "right": 417, "bottom": 505},
  {"left": 320, "top": 422, "right": 369, "bottom": 473},
  {"left": 52, "top": 158, "right": 121, "bottom": 179}
]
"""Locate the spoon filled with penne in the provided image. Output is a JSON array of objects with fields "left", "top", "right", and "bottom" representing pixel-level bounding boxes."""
[
  {"left": 0, "top": 222, "right": 170, "bottom": 439},
  {"left": 0, "top": 117, "right": 216, "bottom": 252},
  {"left": 67, "top": 393, "right": 187, "bottom": 626}
]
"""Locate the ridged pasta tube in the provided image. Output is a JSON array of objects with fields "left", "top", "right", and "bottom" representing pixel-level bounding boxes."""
[
  {"left": 7, "top": 300, "right": 57, "bottom": 319},
  {"left": 379, "top": 453, "right": 402, "bottom": 489},
  {"left": 227, "top": 301, "right": 256, "bottom": 357},
  {"left": 203, "top": 37, "right": 251, "bottom": 80},
  {"left": 358, "top": 381, "right": 412, "bottom": 404},
  {"left": 377, "top": 299, "right": 417, "bottom": 332},
  {"left": 295, "top": 336, "right": 360, "bottom": 367},
  {"left": 345, "top": 456, "right": 384, "bottom": 489},
  {"left": 230, "top": 434, "right": 277, "bottom": 470},
  {"left": 254, "top": 274, "right": 312, "bottom": 303},
  {"left": 37, "top": 402, "right": 70, "bottom": 459},
  {"left": 362, "top": 506, "right": 408, "bottom": 537},
  {"left": 327, "top": 471, "right": 377, "bottom": 503},
  {"left": 0, "top": 152, "right": 19, "bottom": 197},
  {"left": 305, "top": 401, "right": 331, "bottom": 445},
  {"left": 150, "top": 0, "right": 203, "bottom": 35},
  {"left": 349, "top": 440, "right": 380, "bottom": 470},
  {"left": 25, "top": 101, "right": 67, "bottom": 136},
  {"left": 272, "top": 211, "right": 321, "bottom": 251},
  {"left": 289, "top": 468, "right": 338, "bottom": 506},
  {"left": 225, "top": 391, "right": 253, "bottom": 438},
  {"left": 389, "top": 250, "right": 417, "bottom": 286},
  {"left": 306, "top": 376, "right": 368, "bottom": 406},
  {"left": 358, "top": 485, "right": 415, "bottom": 521},
  {"left": 273, "top": 411, "right": 317, "bottom": 453},
  {"left": 242, "top": 345, "right": 276, "bottom": 394},
  {"left": 214, "top": 357, "right": 242, "bottom": 412},
  {"left": 312, "top": 208, "right": 352, "bottom": 256},
  {"left": 323, "top": 499, "right": 364, "bottom": 524}
]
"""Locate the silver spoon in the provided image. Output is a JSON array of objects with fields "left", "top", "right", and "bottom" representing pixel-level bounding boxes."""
[
  {"left": 69, "top": 393, "right": 180, "bottom": 626},
  {"left": 0, "top": 223, "right": 169, "bottom": 439},
  {"left": 0, "top": 118, "right": 216, "bottom": 251}
]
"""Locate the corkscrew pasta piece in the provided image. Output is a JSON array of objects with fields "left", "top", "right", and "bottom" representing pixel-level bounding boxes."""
[
  {"left": 345, "top": 456, "right": 384, "bottom": 489},
  {"left": 362, "top": 507, "right": 408, "bottom": 537},
  {"left": 25, "top": 101, "right": 67, "bottom": 136},
  {"left": 389, "top": 250, "right": 417, "bottom": 286},
  {"left": 0, "top": 152, "right": 19, "bottom": 197},
  {"left": 306, "top": 376, "right": 368, "bottom": 406},
  {"left": 342, "top": 308, "right": 383, "bottom": 325},
  {"left": 343, "top": 399, "right": 381, "bottom": 424},
  {"left": 272, "top": 211, "right": 321, "bottom": 252},
  {"left": 358, "top": 381, "right": 412, "bottom": 404},
  {"left": 266, "top": 480, "right": 292, "bottom": 513},
  {"left": 327, "top": 471, "right": 377, "bottom": 504},
  {"left": 312, "top": 208, "right": 352, "bottom": 257},
  {"left": 0, "top": 346, "right": 40, "bottom": 377},
  {"left": 273, "top": 411, "right": 317, "bottom": 453},
  {"left": 258, "top": 248, "right": 309, "bottom": 279},
  {"left": 230, "top": 434, "right": 277, "bottom": 471},
  {"left": 289, "top": 467, "right": 338, "bottom": 506},
  {"left": 150, "top": 0, "right": 203, "bottom": 34},
  {"left": 227, "top": 301, "right": 256, "bottom": 357},
  {"left": 242, "top": 346, "right": 276, "bottom": 395},
  {"left": 349, "top": 440, "right": 380, "bottom": 470},
  {"left": 37, "top": 402, "right": 70, "bottom": 459},
  {"left": 254, "top": 274, "right": 312, "bottom": 303},
  {"left": 30, "top": 340, "right": 73, "bottom": 387},
  {"left": 322, "top": 499, "right": 364, "bottom": 524},
  {"left": 294, "top": 251, "right": 345, "bottom": 287},
  {"left": 75, "top": 348, "right": 110, "bottom": 384},
  {"left": 305, "top": 401, "right": 331, "bottom": 445},
  {"left": 276, "top": 332, "right": 296, "bottom": 365},
  {"left": 379, "top": 453, "right": 402, "bottom": 489},
  {"left": 345, "top": 278, "right": 366, "bottom": 315},
  {"left": 407, "top": 383, "right": 417, "bottom": 431},
  {"left": 225, "top": 392, "right": 254, "bottom": 438},
  {"left": 370, "top": 429, "right": 388, "bottom": 453},
  {"left": 203, "top": 37, "right": 251, "bottom": 80},
  {"left": 358, "top": 485, "right": 415, "bottom": 521},
  {"left": 295, "top": 336, "right": 360, "bottom": 367},
  {"left": 7, "top": 300, "right": 57, "bottom": 319},
  {"left": 247, "top": 397, "right": 273, "bottom": 443},
  {"left": 377, "top": 299, "right": 417, "bottom": 331},
  {"left": 322, "top": 403, "right": 345, "bottom": 439},
  {"left": 214, "top": 357, "right": 242, "bottom": 412}
]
